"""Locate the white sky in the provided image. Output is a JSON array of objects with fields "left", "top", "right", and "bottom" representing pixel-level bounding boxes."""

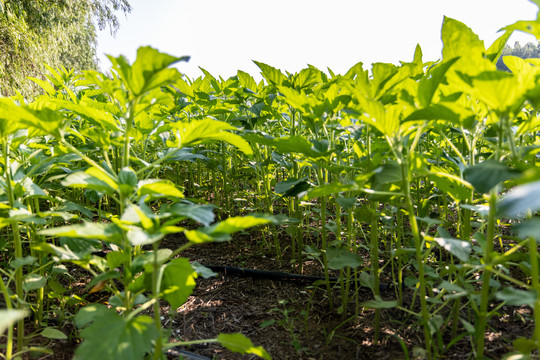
[{"left": 96, "top": 0, "right": 539, "bottom": 79}]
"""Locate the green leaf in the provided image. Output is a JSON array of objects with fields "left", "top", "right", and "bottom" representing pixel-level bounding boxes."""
[
  {"left": 495, "top": 287, "right": 536, "bottom": 307},
  {"left": 161, "top": 258, "right": 198, "bottom": 310},
  {"left": 207, "top": 215, "right": 272, "bottom": 235},
  {"left": 173, "top": 118, "right": 253, "bottom": 156},
  {"left": 0, "top": 309, "right": 28, "bottom": 334},
  {"left": 243, "top": 133, "right": 330, "bottom": 159},
  {"left": 306, "top": 182, "right": 359, "bottom": 200},
  {"left": 23, "top": 274, "right": 47, "bottom": 291},
  {"left": 137, "top": 179, "right": 184, "bottom": 199},
  {"left": 326, "top": 248, "right": 363, "bottom": 270},
  {"left": 514, "top": 219, "right": 540, "bottom": 240},
  {"left": 40, "top": 327, "right": 67, "bottom": 340},
  {"left": 163, "top": 203, "right": 215, "bottom": 226},
  {"left": 253, "top": 60, "right": 287, "bottom": 86},
  {"left": 274, "top": 178, "right": 311, "bottom": 198},
  {"left": 10, "top": 255, "right": 37, "bottom": 269},
  {"left": 217, "top": 333, "right": 271, "bottom": 360},
  {"left": 431, "top": 237, "right": 471, "bottom": 262},
  {"left": 361, "top": 296, "right": 398, "bottom": 309},
  {"left": 113, "top": 46, "right": 189, "bottom": 96},
  {"left": 417, "top": 57, "right": 459, "bottom": 107},
  {"left": 463, "top": 161, "right": 520, "bottom": 194},
  {"left": 472, "top": 71, "right": 525, "bottom": 113},
  {"left": 498, "top": 180, "right": 540, "bottom": 218},
  {"left": 75, "top": 304, "right": 158, "bottom": 360},
  {"left": 39, "top": 222, "right": 122, "bottom": 243},
  {"left": 441, "top": 17, "right": 485, "bottom": 62},
  {"left": 191, "top": 262, "right": 218, "bottom": 279},
  {"left": 62, "top": 168, "right": 117, "bottom": 195},
  {"left": 429, "top": 167, "right": 473, "bottom": 202}
]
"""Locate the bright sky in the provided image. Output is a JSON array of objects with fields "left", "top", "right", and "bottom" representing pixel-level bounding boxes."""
[{"left": 96, "top": 0, "right": 539, "bottom": 79}]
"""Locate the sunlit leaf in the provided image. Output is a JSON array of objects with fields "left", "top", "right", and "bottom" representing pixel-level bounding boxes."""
[
  {"left": 161, "top": 258, "right": 197, "bottom": 310},
  {"left": 498, "top": 180, "right": 540, "bottom": 218},
  {"left": 217, "top": 333, "right": 271, "bottom": 360},
  {"left": 0, "top": 309, "right": 28, "bottom": 334}
]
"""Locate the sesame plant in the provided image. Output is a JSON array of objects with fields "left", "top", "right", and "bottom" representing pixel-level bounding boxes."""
[{"left": 4, "top": 3, "right": 540, "bottom": 360}]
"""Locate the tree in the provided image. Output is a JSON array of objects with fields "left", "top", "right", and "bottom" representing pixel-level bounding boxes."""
[
  {"left": 496, "top": 40, "right": 540, "bottom": 72},
  {"left": 0, "top": 0, "right": 131, "bottom": 97}
]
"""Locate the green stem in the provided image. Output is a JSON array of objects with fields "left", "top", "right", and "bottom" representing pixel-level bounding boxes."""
[
  {"left": 401, "top": 161, "right": 431, "bottom": 358},
  {"left": 4, "top": 139, "right": 25, "bottom": 353},
  {"left": 370, "top": 201, "right": 380, "bottom": 345},
  {"left": 317, "top": 166, "right": 333, "bottom": 311},
  {"left": 476, "top": 190, "right": 497, "bottom": 359},
  {"left": 152, "top": 243, "right": 164, "bottom": 360},
  {"left": 123, "top": 98, "right": 139, "bottom": 169},
  {"left": 529, "top": 235, "right": 540, "bottom": 351}
]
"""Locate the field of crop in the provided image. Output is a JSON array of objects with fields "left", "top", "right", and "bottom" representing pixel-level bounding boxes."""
[{"left": 3, "top": 10, "right": 540, "bottom": 360}]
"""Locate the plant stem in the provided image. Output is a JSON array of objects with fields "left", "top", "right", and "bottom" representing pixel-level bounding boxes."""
[
  {"left": 401, "top": 161, "right": 431, "bottom": 358},
  {"left": 475, "top": 190, "right": 497, "bottom": 359}
]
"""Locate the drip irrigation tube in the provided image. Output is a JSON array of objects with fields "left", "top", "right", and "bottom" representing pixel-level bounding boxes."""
[{"left": 202, "top": 264, "right": 395, "bottom": 290}]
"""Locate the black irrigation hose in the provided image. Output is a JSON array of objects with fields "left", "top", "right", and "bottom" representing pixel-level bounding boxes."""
[{"left": 202, "top": 264, "right": 395, "bottom": 291}]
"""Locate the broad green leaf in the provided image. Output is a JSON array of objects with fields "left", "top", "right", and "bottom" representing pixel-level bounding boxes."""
[
  {"left": 472, "top": 71, "right": 526, "bottom": 114},
  {"left": 161, "top": 258, "right": 197, "bottom": 310},
  {"left": 441, "top": 17, "right": 485, "bottom": 64},
  {"left": 208, "top": 215, "right": 272, "bottom": 235},
  {"left": 107, "top": 251, "right": 130, "bottom": 269},
  {"left": 173, "top": 118, "right": 253, "bottom": 156},
  {"left": 191, "top": 261, "right": 218, "bottom": 279},
  {"left": 357, "top": 98, "right": 400, "bottom": 136},
  {"left": 75, "top": 304, "right": 158, "bottom": 360},
  {"left": 306, "top": 182, "right": 359, "bottom": 200},
  {"left": 40, "top": 327, "right": 67, "bottom": 340},
  {"left": 237, "top": 70, "right": 258, "bottom": 92},
  {"left": 217, "top": 333, "right": 271, "bottom": 360},
  {"left": 10, "top": 255, "right": 37, "bottom": 269},
  {"left": 429, "top": 168, "right": 473, "bottom": 202},
  {"left": 121, "top": 204, "right": 154, "bottom": 229},
  {"left": 114, "top": 46, "right": 189, "bottom": 96},
  {"left": 361, "top": 296, "right": 398, "bottom": 309},
  {"left": 502, "top": 19, "right": 540, "bottom": 40},
  {"left": 137, "top": 179, "right": 184, "bottom": 199},
  {"left": 0, "top": 309, "right": 28, "bottom": 334},
  {"left": 463, "top": 161, "right": 520, "bottom": 194},
  {"left": 431, "top": 236, "right": 471, "bottom": 262},
  {"left": 495, "top": 287, "right": 536, "bottom": 307},
  {"left": 274, "top": 178, "right": 311, "bottom": 197},
  {"left": 39, "top": 222, "right": 122, "bottom": 243},
  {"left": 253, "top": 60, "right": 287, "bottom": 86},
  {"left": 163, "top": 203, "right": 215, "bottom": 226},
  {"left": 327, "top": 248, "right": 363, "bottom": 269},
  {"left": 243, "top": 133, "right": 330, "bottom": 159},
  {"left": 127, "top": 228, "right": 163, "bottom": 246},
  {"left": 0, "top": 99, "right": 24, "bottom": 137},
  {"left": 485, "top": 31, "right": 513, "bottom": 63},
  {"left": 417, "top": 57, "right": 459, "bottom": 107},
  {"left": 404, "top": 104, "right": 461, "bottom": 124},
  {"left": 498, "top": 180, "right": 540, "bottom": 218},
  {"left": 23, "top": 274, "right": 47, "bottom": 291},
  {"left": 62, "top": 169, "right": 117, "bottom": 195},
  {"left": 52, "top": 98, "right": 120, "bottom": 132}
]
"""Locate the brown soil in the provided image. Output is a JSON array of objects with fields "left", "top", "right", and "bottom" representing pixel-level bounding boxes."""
[
  {"left": 156, "top": 233, "right": 534, "bottom": 360},
  {"left": 9, "top": 231, "right": 534, "bottom": 360}
]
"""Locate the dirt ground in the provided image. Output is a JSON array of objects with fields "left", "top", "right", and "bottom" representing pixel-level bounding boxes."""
[
  {"left": 14, "top": 231, "right": 535, "bottom": 360},
  {"left": 156, "top": 233, "right": 535, "bottom": 360}
]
